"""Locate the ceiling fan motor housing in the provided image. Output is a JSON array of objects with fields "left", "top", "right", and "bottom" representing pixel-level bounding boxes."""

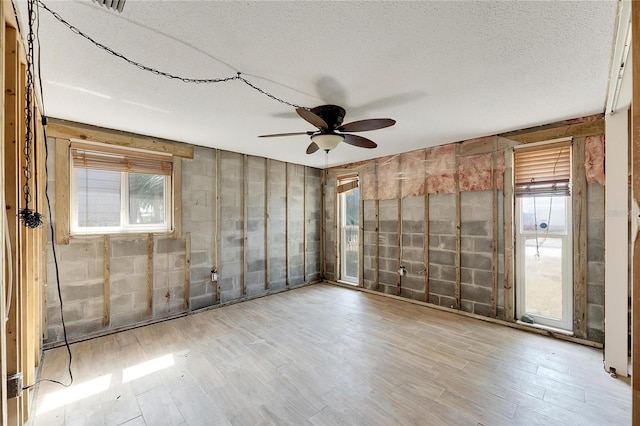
[{"left": 310, "top": 105, "right": 345, "bottom": 130}]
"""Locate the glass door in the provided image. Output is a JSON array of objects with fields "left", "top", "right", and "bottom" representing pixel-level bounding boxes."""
[
  {"left": 515, "top": 195, "right": 572, "bottom": 330},
  {"left": 339, "top": 185, "right": 359, "bottom": 285}
]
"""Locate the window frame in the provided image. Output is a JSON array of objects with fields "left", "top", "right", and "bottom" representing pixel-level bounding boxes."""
[{"left": 68, "top": 141, "right": 174, "bottom": 236}]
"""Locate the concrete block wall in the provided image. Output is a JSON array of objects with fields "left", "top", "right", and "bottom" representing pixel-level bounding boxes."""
[
  {"left": 586, "top": 183, "right": 605, "bottom": 343},
  {"left": 400, "top": 196, "right": 426, "bottom": 301},
  {"left": 182, "top": 147, "right": 216, "bottom": 310},
  {"left": 363, "top": 200, "right": 377, "bottom": 290},
  {"left": 323, "top": 177, "right": 337, "bottom": 281},
  {"left": 378, "top": 199, "right": 399, "bottom": 294},
  {"left": 428, "top": 194, "right": 457, "bottom": 308},
  {"left": 45, "top": 137, "right": 321, "bottom": 345}
]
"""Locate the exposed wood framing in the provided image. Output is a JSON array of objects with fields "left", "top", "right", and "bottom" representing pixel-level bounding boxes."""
[
  {"left": 46, "top": 118, "right": 194, "bottom": 158},
  {"left": 334, "top": 177, "right": 339, "bottom": 282},
  {"left": 397, "top": 198, "right": 402, "bottom": 296},
  {"left": 242, "top": 155, "right": 247, "bottom": 295},
  {"left": 572, "top": 138, "right": 587, "bottom": 339},
  {"left": 304, "top": 166, "right": 308, "bottom": 282},
  {"left": 321, "top": 169, "right": 326, "bottom": 279},
  {"left": 214, "top": 150, "right": 221, "bottom": 302},
  {"left": 358, "top": 175, "right": 364, "bottom": 287},
  {"left": 147, "top": 233, "right": 154, "bottom": 315},
  {"left": 103, "top": 235, "right": 111, "bottom": 326},
  {"left": 375, "top": 199, "right": 380, "bottom": 291},
  {"left": 184, "top": 232, "right": 191, "bottom": 309},
  {"left": 424, "top": 148, "right": 430, "bottom": 302},
  {"left": 172, "top": 157, "right": 182, "bottom": 238},
  {"left": 265, "top": 158, "right": 270, "bottom": 289},
  {"left": 633, "top": 4, "right": 640, "bottom": 421},
  {"left": 0, "top": 7, "right": 7, "bottom": 423},
  {"left": 503, "top": 150, "right": 515, "bottom": 321},
  {"left": 54, "top": 138, "right": 70, "bottom": 244},
  {"left": 454, "top": 144, "right": 461, "bottom": 309},
  {"left": 491, "top": 138, "right": 499, "bottom": 317},
  {"left": 499, "top": 118, "right": 604, "bottom": 144}
]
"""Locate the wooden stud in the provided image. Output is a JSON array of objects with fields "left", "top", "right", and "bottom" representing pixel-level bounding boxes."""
[
  {"left": 303, "top": 166, "right": 308, "bottom": 282},
  {"left": 359, "top": 175, "right": 364, "bottom": 288},
  {"left": 499, "top": 118, "right": 604, "bottom": 144},
  {"left": 215, "top": 150, "right": 221, "bottom": 302},
  {"left": 454, "top": 143, "right": 461, "bottom": 309},
  {"left": 54, "top": 138, "right": 70, "bottom": 244},
  {"left": 375, "top": 199, "right": 380, "bottom": 291},
  {"left": 103, "top": 235, "right": 111, "bottom": 326},
  {"left": 633, "top": 4, "right": 640, "bottom": 421},
  {"left": 184, "top": 232, "right": 191, "bottom": 310},
  {"left": 397, "top": 197, "right": 402, "bottom": 296},
  {"left": 572, "top": 138, "right": 587, "bottom": 339},
  {"left": 491, "top": 137, "right": 499, "bottom": 317},
  {"left": 424, "top": 150, "right": 430, "bottom": 302},
  {"left": 265, "top": 158, "right": 270, "bottom": 289},
  {"left": 320, "top": 169, "right": 326, "bottom": 279},
  {"left": 503, "top": 150, "right": 515, "bottom": 321},
  {"left": 285, "top": 163, "right": 290, "bottom": 285},
  {"left": 46, "top": 118, "right": 194, "bottom": 158},
  {"left": 334, "top": 177, "right": 339, "bottom": 282},
  {"left": 147, "top": 233, "right": 154, "bottom": 316},
  {"left": 242, "top": 154, "right": 247, "bottom": 295},
  {"left": 172, "top": 157, "right": 182, "bottom": 238}
]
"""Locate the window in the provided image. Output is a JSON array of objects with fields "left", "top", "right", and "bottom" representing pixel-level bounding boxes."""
[
  {"left": 70, "top": 142, "right": 172, "bottom": 234},
  {"left": 337, "top": 176, "right": 359, "bottom": 285}
]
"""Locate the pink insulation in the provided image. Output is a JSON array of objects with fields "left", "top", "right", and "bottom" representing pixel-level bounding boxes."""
[
  {"left": 459, "top": 153, "right": 492, "bottom": 192},
  {"left": 401, "top": 150, "right": 426, "bottom": 198},
  {"left": 377, "top": 154, "right": 400, "bottom": 200},
  {"left": 426, "top": 145, "right": 456, "bottom": 194},
  {"left": 585, "top": 135, "right": 605, "bottom": 185},
  {"left": 361, "top": 171, "right": 377, "bottom": 201}
]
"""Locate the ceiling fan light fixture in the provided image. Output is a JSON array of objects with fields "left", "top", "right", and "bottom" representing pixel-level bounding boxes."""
[{"left": 311, "top": 134, "right": 343, "bottom": 151}]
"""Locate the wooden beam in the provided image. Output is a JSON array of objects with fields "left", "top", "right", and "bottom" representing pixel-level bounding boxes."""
[
  {"left": 265, "top": 158, "right": 270, "bottom": 289},
  {"left": 103, "top": 235, "right": 110, "bottom": 326},
  {"left": 397, "top": 197, "right": 402, "bottom": 296},
  {"left": 503, "top": 150, "right": 515, "bottom": 321},
  {"left": 46, "top": 118, "right": 194, "bottom": 158},
  {"left": 375, "top": 199, "right": 380, "bottom": 291},
  {"left": 572, "top": 138, "right": 587, "bottom": 339},
  {"left": 491, "top": 137, "right": 499, "bottom": 317},
  {"left": 172, "top": 157, "right": 182, "bottom": 238},
  {"left": 147, "top": 233, "right": 154, "bottom": 316},
  {"left": 424, "top": 148, "right": 430, "bottom": 302},
  {"left": 358, "top": 175, "right": 364, "bottom": 288},
  {"left": 54, "top": 138, "right": 70, "bottom": 245},
  {"left": 499, "top": 119, "right": 604, "bottom": 145},
  {"left": 320, "top": 169, "right": 326, "bottom": 280},
  {"left": 454, "top": 144, "right": 461, "bottom": 309},
  {"left": 242, "top": 155, "right": 247, "bottom": 295},
  {"left": 184, "top": 232, "right": 190, "bottom": 310},
  {"left": 215, "top": 150, "right": 221, "bottom": 302}
]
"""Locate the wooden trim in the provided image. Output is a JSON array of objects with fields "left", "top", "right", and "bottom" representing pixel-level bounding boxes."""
[
  {"left": 103, "top": 235, "right": 110, "bottom": 326},
  {"left": 572, "top": 139, "right": 587, "bottom": 339},
  {"left": 454, "top": 144, "right": 461, "bottom": 309},
  {"left": 631, "top": 4, "right": 640, "bottom": 420},
  {"left": 147, "top": 233, "right": 154, "bottom": 315},
  {"left": 241, "top": 155, "right": 247, "bottom": 295},
  {"left": 503, "top": 150, "right": 515, "bottom": 321},
  {"left": 334, "top": 177, "right": 339, "bottom": 282},
  {"left": 499, "top": 118, "right": 604, "bottom": 144},
  {"left": 172, "top": 157, "right": 182, "bottom": 238},
  {"left": 46, "top": 118, "right": 194, "bottom": 158},
  {"left": 54, "top": 138, "right": 70, "bottom": 245},
  {"left": 265, "top": 158, "right": 270, "bottom": 289},
  {"left": 358, "top": 177, "right": 364, "bottom": 288},
  {"left": 184, "top": 232, "right": 190, "bottom": 310},
  {"left": 491, "top": 138, "right": 499, "bottom": 317}
]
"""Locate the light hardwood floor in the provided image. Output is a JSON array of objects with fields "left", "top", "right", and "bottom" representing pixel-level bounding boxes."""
[{"left": 30, "top": 284, "right": 630, "bottom": 425}]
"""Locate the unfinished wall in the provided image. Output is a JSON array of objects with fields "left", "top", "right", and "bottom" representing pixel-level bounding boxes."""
[
  {"left": 329, "top": 114, "right": 606, "bottom": 344},
  {"left": 45, "top": 135, "right": 322, "bottom": 345}
]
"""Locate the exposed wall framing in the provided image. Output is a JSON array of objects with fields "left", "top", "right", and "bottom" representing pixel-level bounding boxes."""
[
  {"left": 454, "top": 144, "right": 461, "bottom": 309},
  {"left": 503, "top": 150, "right": 515, "bottom": 321},
  {"left": 572, "top": 137, "right": 588, "bottom": 339}
]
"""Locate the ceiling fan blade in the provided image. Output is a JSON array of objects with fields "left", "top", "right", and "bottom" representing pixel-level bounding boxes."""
[
  {"left": 343, "top": 134, "right": 377, "bottom": 149},
  {"left": 306, "top": 142, "right": 320, "bottom": 154},
  {"left": 296, "top": 108, "right": 328, "bottom": 129},
  {"left": 338, "top": 118, "right": 396, "bottom": 132},
  {"left": 258, "top": 131, "right": 312, "bottom": 138}
]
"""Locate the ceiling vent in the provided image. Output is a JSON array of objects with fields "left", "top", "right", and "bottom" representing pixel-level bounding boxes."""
[{"left": 92, "top": 0, "right": 126, "bottom": 13}]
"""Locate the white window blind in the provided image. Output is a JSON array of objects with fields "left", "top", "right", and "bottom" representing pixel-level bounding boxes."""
[
  {"left": 514, "top": 142, "right": 571, "bottom": 197},
  {"left": 71, "top": 141, "right": 173, "bottom": 175}
]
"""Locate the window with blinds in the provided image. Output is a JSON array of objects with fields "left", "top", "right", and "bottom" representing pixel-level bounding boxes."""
[
  {"left": 70, "top": 142, "right": 173, "bottom": 234},
  {"left": 513, "top": 142, "right": 571, "bottom": 197}
]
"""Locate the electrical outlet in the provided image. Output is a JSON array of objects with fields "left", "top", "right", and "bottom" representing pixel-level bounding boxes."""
[{"left": 7, "top": 373, "right": 22, "bottom": 399}]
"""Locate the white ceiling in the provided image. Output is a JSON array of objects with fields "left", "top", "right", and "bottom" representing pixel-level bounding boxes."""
[{"left": 20, "top": 0, "right": 619, "bottom": 168}]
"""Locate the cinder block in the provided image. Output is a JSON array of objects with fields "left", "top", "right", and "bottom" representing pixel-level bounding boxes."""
[
  {"left": 429, "top": 279, "right": 455, "bottom": 297},
  {"left": 587, "top": 303, "right": 604, "bottom": 329},
  {"left": 59, "top": 261, "right": 88, "bottom": 283},
  {"left": 190, "top": 294, "right": 216, "bottom": 311},
  {"left": 461, "top": 252, "right": 492, "bottom": 271},
  {"left": 111, "top": 257, "right": 136, "bottom": 276},
  {"left": 58, "top": 241, "right": 100, "bottom": 262},
  {"left": 111, "top": 276, "right": 145, "bottom": 296},
  {"left": 461, "top": 221, "right": 489, "bottom": 237},
  {"left": 61, "top": 280, "right": 104, "bottom": 303},
  {"left": 461, "top": 284, "right": 492, "bottom": 304},
  {"left": 429, "top": 250, "right": 455, "bottom": 266},
  {"left": 473, "top": 270, "right": 493, "bottom": 287},
  {"left": 587, "top": 261, "right": 604, "bottom": 286},
  {"left": 429, "top": 220, "right": 455, "bottom": 236},
  {"left": 473, "top": 303, "right": 493, "bottom": 317},
  {"left": 587, "top": 283, "right": 604, "bottom": 305}
]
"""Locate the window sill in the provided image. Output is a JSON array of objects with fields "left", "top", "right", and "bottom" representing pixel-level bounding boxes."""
[{"left": 515, "top": 320, "right": 574, "bottom": 336}]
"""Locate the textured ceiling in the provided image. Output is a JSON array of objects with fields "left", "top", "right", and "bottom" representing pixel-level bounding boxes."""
[{"left": 19, "top": 0, "right": 619, "bottom": 168}]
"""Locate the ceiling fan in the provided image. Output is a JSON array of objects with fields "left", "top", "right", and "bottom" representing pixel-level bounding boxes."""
[{"left": 259, "top": 105, "right": 396, "bottom": 154}]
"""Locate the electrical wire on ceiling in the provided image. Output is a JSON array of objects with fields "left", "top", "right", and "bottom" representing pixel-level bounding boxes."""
[{"left": 35, "top": 0, "right": 308, "bottom": 110}]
